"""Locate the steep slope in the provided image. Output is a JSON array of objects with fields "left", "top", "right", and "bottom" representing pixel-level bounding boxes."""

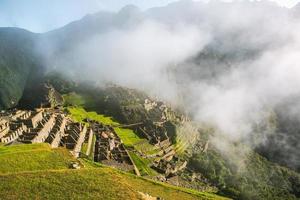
[
  {"left": 1, "top": 2, "right": 300, "bottom": 200},
  {"left": 0, "top": 143, "right": 228, "bottom": 200},
  {"left": 0, "top": 143, "right": 76, "bottom": 174},
  {"left": 40, "top": 76, "right": 300, "bottom": 200},
  {"left": 256, "top": 100, "right": 300, "bottom": 172},
  {"left": 189, "top": 141, "right": 300, "bottom": 200},
  {"left": 0, "top": 28, "right": 41, "bottom": 110}
]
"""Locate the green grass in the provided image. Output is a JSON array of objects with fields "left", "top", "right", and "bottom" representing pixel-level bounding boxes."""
[
  {"left": 67, "top": 107, "right": 119, "bottom": 126},
  {"left": 129, "top": 152, "right": 157, "bottom": 176},
  {"left": 134, "top": 140, "right": 161, "bottom": 155},
  {"left": 114, "top": 127, "right": 160, "bottom": 155},
  {"left": 81, "top": 134, "right": 96, "bottom": 160},
  {"left": 114, "top": 127, "right": 143, "bottom": 147},
  {"left": 0, "top": 144, "right": 229, "bottom": 200},
  {"left": 0, "top": 167, "right": 229, "bottom": 200},
  {"left": 67, "top": 107, "right": 159, "bottom": 156},
  {"left": 0, "top": 143, "right": 76, "bottom": 174},
  {"left": 81, "top": 142, "right": 88, "bottom": 155},
  {"left": 174, "top": 139, "right": 187, "bottom": 156}
]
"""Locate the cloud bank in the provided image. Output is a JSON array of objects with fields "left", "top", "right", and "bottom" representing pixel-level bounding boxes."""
[{"left": 43, "top": 0, "right": 300, "bottom": 168}]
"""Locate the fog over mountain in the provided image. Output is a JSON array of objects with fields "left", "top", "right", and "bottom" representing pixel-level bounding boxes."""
[
  {"left": 2, "top": 1, "right": 300, "bottom": 199},
  {"left": 33, "top": 0, "right": 300, "bottom": 170},
  {"left": 1, "top": 0, "right": 300, "bottom": 171}
]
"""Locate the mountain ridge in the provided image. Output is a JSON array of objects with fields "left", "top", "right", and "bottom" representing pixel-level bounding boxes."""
[{"left": 1, "top": 1, "right": 300, "bottom": 199}]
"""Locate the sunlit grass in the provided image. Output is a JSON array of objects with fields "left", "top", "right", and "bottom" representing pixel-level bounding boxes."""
[
  {"left": 114, "top": 127, "right": 143, "bottom": 147},
  {"left": 0, "top": 145, "right": 229, "bottom": 200},
  {"left": 0, "top": 143, "right": 76, "bottom": 174},
  {"left": 129, "top": 152, "right": 157, "bottom": 176},
  {"left": 67, "top": 107, "right": 119, "bottom": 126}
]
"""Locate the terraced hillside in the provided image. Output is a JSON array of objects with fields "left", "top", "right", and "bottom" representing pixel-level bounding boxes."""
[
  {"left": 59, "top": 85, "right": 300, "bottom": 200},
  {"left": 0, "top": 143, "right": 228, "bottom": 200}
]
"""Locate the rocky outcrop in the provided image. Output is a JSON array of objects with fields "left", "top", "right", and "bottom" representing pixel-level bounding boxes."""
[{"left": 18, "top": 83, "right": 63, "bottom": 109}]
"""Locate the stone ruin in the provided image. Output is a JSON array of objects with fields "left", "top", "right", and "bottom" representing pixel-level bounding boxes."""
[
  {"left": 138, "top": 120, "right": 169, "bottom": 144},
  {"left": 45, "top": 114, "right": 67, "bottom": 148},
  {"left": 62, "top": 122, "right": 87, "bottom": 158},
  {"left": 0, "top": 106, "right": 187, "bottom": 183},
  {"left": 148, "top": 138, "right": 187, "bottom": 178},
  {"left": 93, "top": 122, "right": 139, "bottom": 174},
  {"left": 134, "top": 121, "right": 187, "bottom": 178},
  {"left": 0, "top": 109, "right": 87, "bottom": 158},
  {"left": 0, "top": 108, "right": 139, "bottom": 174}
]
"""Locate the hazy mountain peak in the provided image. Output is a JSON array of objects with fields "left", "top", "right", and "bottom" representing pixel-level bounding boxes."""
[{"left": 118, "top": 4, "right": 141, "bottom": 14}]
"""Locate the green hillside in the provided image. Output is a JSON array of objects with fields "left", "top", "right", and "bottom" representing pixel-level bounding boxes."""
[
  {"left": 0, "top": 143, "right": 76, "bottom": 174},
  {"left": 0, "top": 28, "right": 41, "bottom": 110},
  {"left": 0, "top": 143, "right": 229, "bottom": 200}
]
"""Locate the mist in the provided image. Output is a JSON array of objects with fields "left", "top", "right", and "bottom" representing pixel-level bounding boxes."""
[{"left": 41, "top": 0, "right": 300, "bottom": 168}]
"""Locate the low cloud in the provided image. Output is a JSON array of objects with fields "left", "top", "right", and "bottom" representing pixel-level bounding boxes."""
[{"left": 42, "top": 0, "right": 300, "bottom": 168}]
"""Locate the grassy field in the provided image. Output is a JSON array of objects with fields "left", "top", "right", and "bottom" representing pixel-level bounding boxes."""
[
  {"left": 114, "top": 127, "right": 143, "bottom": 146},
  {"left": 0, "top": 143, "right": 76, "bottom": 174},
  {"left": 0, "top": 143, "right": 229, "bottom": 200},
  {"left": 114, "top": 127, "right": 159, "bottom": 154},
  {"left": 0, "top": 167, "right": 228, "bottom": 200},
  {"left": 67, "top": 106, "right": 119, "bottom": 126}
]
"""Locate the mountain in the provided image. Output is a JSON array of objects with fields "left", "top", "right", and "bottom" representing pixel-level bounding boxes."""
[
  {"left": 39, "top": 77, "right": 300, "bottom": 200},
  {"left": 1, "top": 1, "right": 300, "bottom": 200},
  {"left": 0, "top": 28, "right": 43, "bottom": 110},
  {"left": 0, "top": 0, "right": 292, "bottom": 109}
]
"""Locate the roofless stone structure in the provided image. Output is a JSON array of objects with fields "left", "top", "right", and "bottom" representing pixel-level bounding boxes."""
[{"left": 0, "top": 109, "right": 140, "bottom": 174}]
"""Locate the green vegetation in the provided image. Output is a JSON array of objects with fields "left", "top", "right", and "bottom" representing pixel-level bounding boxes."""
[
  {"left": 63, "top": 92, "right": 85, "bottom": 106},
  {"left": 0, "top": 28, "right": 39, "bottom": 110},
  {"left": 0, "top": 143, "right": 76, "bottom": 174},
  {"left": 134, "top": 140, "right": 160, "bottom": 155},
  {"left": 114, "top": 127, "right": 143, "bottom": 147},
  {"left": 81, "top": 134, "right": 96, "bottom": 160},
  {"left": 66, "top": 106, "right": 160, "bottom": 176},
  {"left": 0, "top": 143, "right": 228, "bottom": 200},
  {"left": 67, "top": 107, "right": 118, "bottom": 126},
  {"left": 0, "top": 167, "right": 228, "bottom": 200},
  {"left": 62, "top": 90, "right": 175, "bottom": 156},
  {"left": 174, "top": 139, "right": 188, "bottom": 156},
  {"left": 81, "top": 141, "right": 88, "bottom": 155},
  {"left": 64, "top": 93, "right": 300, "bottom": 200},
  {"left": 189, "top": 148, "right": 300, "bottom": 200},
  {"left": 114, "top": 127, "right": 160, "bottom": 154},
  {"left": 67, "top": 106, "right": 159, "bottom": 155},
  {"left": 129, "top": 152, "right": 157, "bottom": 176}
]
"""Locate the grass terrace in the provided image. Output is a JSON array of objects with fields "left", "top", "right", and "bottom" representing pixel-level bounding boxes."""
[
  {"left": 67, "top": 107, "right": 119, "bottom": 126},
  {"left": 0, "top": 144, "right": 230, "bottom": 200},
  {"left": 0, "top": 143, "right": 76, "bottom": 174}
]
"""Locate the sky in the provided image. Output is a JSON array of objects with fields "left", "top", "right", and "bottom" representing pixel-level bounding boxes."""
[{"left": 0, "top": 0, "right": 299, "bottom": 32}]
